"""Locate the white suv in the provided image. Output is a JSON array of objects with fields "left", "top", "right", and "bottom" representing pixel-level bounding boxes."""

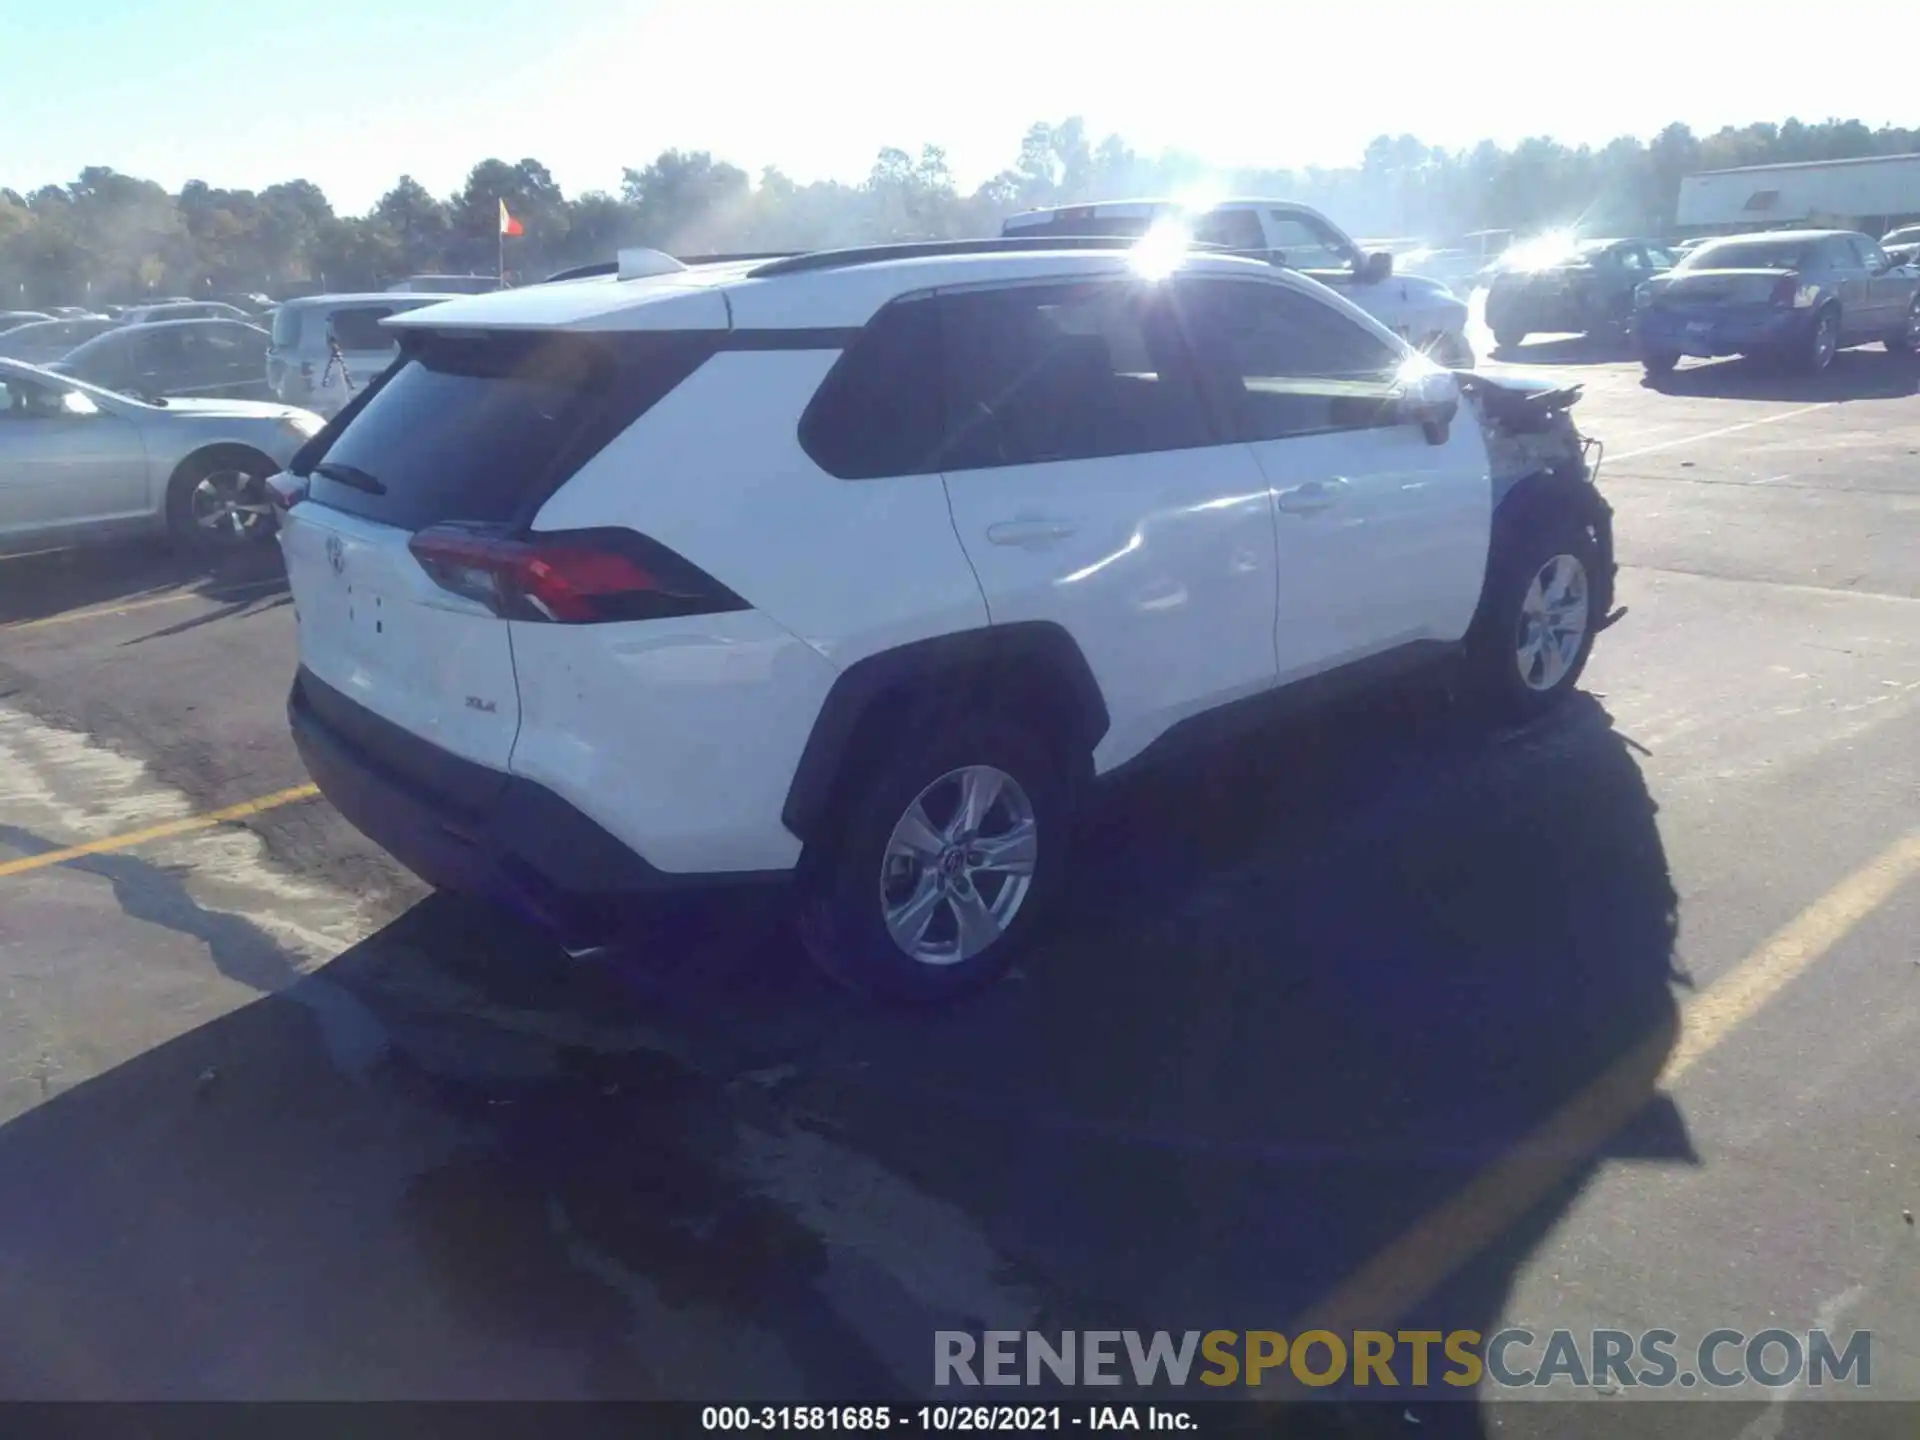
[
  {"left": 278, "top": 238, "right": 1615, "bottom": 1001},
  {"left": 267, "top": 293, "right": 464, "bottom": 417}
]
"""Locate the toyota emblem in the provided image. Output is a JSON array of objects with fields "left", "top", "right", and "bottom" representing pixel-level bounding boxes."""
[{"left": 325, "top": 535, "right": 345, "bottom": 576}]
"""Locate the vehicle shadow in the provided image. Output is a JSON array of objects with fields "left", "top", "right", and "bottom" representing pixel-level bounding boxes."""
[
  {"left": 1643, "top": 347, "right": 1920, "bottom": 402},
  {"left": 0, "top": 539, "right": 284, "bottom": 629},
  {"left": 0, "top": 688, "right": 1686, "bottom": 1427},
  {"left": 1489, "top": 331, "right": 1638, "bottom": 367}
]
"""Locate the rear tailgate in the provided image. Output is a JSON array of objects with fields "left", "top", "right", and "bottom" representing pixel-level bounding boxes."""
[
  {"left": 282, "top": 324, "right": 721, "bottom": 776},
  {"left": 282, "top": 503, "right": 524, "bottom": 773},
  {"left": 1656, "top": 268, "right": 1796, "bottom": 307}
]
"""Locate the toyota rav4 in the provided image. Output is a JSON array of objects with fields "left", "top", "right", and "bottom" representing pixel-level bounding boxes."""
[{"left": 276, "top": 237, "right": 1615, "bottom": 1002}]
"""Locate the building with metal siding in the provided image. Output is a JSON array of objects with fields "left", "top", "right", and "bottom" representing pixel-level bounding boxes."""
[{"left": 1676, "top": 153, "right": 1920, "bottom": 237}]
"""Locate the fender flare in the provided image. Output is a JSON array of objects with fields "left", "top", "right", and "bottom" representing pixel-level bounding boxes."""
[
  {"left": 781, "top": 621, "right": 1109, "bottom": 844},
  {"left": 1488, "top": 467, "right": 1618, "bottom": 623}
]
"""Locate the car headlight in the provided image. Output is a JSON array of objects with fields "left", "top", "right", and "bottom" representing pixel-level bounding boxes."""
[{"left": 280, "top": 411, "right": 324, "bottom": 441}]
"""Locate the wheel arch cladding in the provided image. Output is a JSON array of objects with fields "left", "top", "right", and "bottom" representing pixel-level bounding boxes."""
[
  {"left": 1488, "top": 467, "right": 1617, "bottom": 620},
  {"left": 780, "top": 621, "right": 1109, "bottom": 845}
]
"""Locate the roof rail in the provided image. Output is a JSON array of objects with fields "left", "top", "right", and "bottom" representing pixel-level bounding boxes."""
[{"left": 746, "top": 235, "right": 1232, "bottom": 279}]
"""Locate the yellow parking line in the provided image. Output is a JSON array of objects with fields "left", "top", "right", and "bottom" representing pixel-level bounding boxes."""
[
  {"left": 0, "top": 783, "right": 320, "bottom": 879},
  {"left": 1293, "top": 827, "right": 1920, "bottom": 1337},
  {"left": 1, "top": 578, "right": 283, "bottom": 633}
]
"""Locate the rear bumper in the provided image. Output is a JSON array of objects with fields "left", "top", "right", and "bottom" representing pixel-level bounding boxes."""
[
  {"left": 1638, "top": 305, "right": 1810, "bottom": 357},
  {"left": 288, "top": 667, "right": 788, "bottom": 950},
  {"left": 1487, "top": 285, "right": 1616, "bottom": 334}
]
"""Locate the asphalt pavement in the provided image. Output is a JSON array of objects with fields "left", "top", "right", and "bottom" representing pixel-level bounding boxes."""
[{"left": 0, "top": 321, "right": 1915, "bottom": 1433}]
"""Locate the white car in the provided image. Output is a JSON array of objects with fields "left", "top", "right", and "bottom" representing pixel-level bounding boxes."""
[
  {"left": 0, "top": 357, "right": 321, "bottom": 555},
  {"left": 1001, "top": 199, "right": 1475, "bottom": 366},
  {"left": 278, "top": 238, "right": 1615, "bottom": 1001},
  {"left": 267, "top": 293, "right": 465, "bottom": 418}
]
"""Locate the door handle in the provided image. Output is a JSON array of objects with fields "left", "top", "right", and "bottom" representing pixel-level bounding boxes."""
[
  {"left": 1275, "top": 478, "right": 1349, "bottom": 514},
  {"left": 986, "top": 518, "right": 1078, "bottom": 547}
]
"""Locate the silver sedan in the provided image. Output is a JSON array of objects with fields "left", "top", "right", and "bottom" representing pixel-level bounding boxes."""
[{"left": 0, "top": 357, "right": 324, "bottom": 557}]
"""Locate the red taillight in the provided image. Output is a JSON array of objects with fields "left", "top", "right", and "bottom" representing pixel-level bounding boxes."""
[
  {"left": 406, "top": 525, "right": 745, "bottom": 624},
  {"left": 267, "top": 473, "right": 308, "bottom": 512},
  {"left": 1770, "top": 276, "right": 1799, "bottom": 307}
]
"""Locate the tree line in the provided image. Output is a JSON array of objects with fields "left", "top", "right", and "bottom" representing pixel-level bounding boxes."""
[{"left": 4, "top": 116, "right": 1916, "bottom": 307}]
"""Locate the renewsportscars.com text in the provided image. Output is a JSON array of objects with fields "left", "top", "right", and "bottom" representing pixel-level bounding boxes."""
[{"left": 934, "top": 1329, "right": 1872, "bottom": 1391}]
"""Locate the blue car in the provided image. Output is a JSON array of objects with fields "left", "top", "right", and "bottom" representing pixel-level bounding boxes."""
[{"left": 1635, "top": 229, "right": 1920, "bottom": 376}]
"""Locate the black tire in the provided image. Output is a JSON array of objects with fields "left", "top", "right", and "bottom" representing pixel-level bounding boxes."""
[
  {"left": 165, "top": 447, "right": 279, "bottom": 551},
  {"left": 1886, "top": 295, "right": 1920, "bottom": 354},
  {"left": 796, "top": 716, "right": 1071, "bottom": 1002},
  {"left": 1642, "top": 351, "right": 1679, "bottom": 377},
  {"left": 1463, "top": 503, "right": 1603, "bottom": 725},
  {"left": 1795, "top": 305, "right": 1840, "bottom": 374},
  {"left": 1493, "top": 325, "right": 1527, "bottom": 350}
]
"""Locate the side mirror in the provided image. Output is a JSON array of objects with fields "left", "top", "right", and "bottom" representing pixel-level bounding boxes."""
[
  {"left": 1396, "top": 368, "right": 1459, "bottom": 445},
  {"left": 1361, "top": 250, "right": 1394, "bottom": 283}
]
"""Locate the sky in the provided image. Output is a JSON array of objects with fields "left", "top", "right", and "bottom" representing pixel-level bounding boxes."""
[{"left": 5, "top": 0, "right": 1915, "bottom": 216}]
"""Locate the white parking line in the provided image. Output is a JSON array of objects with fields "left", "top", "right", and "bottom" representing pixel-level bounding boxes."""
[{"left": 1608, "top": 403, "right": 1834, "bottom": 464}]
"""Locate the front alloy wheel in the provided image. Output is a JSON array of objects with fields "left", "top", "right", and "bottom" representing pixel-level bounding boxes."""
[
  {"left": 880, "top": 765, "right": 1037, "bottom": 965},
  {"left": 1515, "top": 554, "right": 1590, "bottom": 693},
  {"left": 190, "top": 468, "right": 275, "bottom": 545}
]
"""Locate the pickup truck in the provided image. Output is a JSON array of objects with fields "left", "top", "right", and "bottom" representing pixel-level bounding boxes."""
[{"left": 1002, "top": 199, "right": 1475, "bottom": 366}]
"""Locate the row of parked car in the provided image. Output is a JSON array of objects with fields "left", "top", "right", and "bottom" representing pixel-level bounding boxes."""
[
  {"left": 1480, "top": 225, "right": 1920, "bottom": 374},
  {"left": 0, "top": 272, "right": 515, "bottom": 558}
]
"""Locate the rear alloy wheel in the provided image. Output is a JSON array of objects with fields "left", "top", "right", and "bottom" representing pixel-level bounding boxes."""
[
  {"left": 798, "top": 719, "right": 1067, "bottom": 1002},
  {"left": 1493, "top": 325, "right": 1527, "bottom": 350},
  {"left": 1887, "top": 295, "right": 1920, "bottom": 355},
  {"left": 1798, "top": 307, "right": 1840, "bottom": 374},
  {"left": 167, "top": 451, "right": 277, "bottom": 550},
  {"left": 1642, "top": 351, "right": 1679, "bottom": 377}
]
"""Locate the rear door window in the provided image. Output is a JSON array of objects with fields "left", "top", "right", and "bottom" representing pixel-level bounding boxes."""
[
  {"left": 1192, "top": 210, "right": 1267, "bottom": 252},
  {"left": 937, "top": 281, "right": 1213, "bottom": 470},
  {"left": 300, "top": 329, "right": 718, "bottom": 531},
  {"left": 200, "top": 323, "right": 266, "bottom": 382},
  {"left": 1265, "top": 213, "right": 1357, "bottom": 270}
]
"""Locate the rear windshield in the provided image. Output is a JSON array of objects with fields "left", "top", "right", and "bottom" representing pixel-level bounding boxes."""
[
  {"left": 327, "top": 306, "right": 402, "bottom": 351},
  {"left": 1681, "top": 239, "right": 1813, "bottom": 271},
  {"left": 272, "top": 306, "right": 304, "bottom": 347},
  {"left": 300, "top": 329, "right": 718, "bottom": 531},
  {"left": 1003, "top": 213, "right": 1153, "bottom": 239}
]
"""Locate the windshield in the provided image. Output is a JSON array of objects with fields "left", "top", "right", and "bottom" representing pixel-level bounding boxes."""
[{"left": 1681, "top": 238, "right": 1814, "bottom": 270}]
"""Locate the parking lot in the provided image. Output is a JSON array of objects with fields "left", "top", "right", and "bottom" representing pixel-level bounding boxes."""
[{"left": 1, "top": 324, "right": 1916, "bottom": 1429}]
